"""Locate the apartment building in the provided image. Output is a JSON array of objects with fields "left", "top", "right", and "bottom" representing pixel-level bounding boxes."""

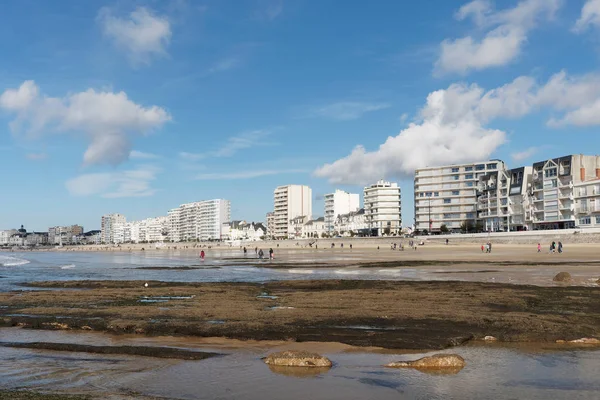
[
  {"left": 477, "top": 166, "right": 533, "bottom": 232},
  {"left": 273, "top": 185, "right": 312, "bottom": 239},
  {"left": 574, "top": 178, "right": 600, "bottom": 228},
  {"left": 364, "top": 180, "right": 401, "bottom": 236},
  {"left": 49, "top": 225, "right": 84, "bottom": 245},
  {"left": 302, "top": 217, "right": 326, "bottom": 238},
  {"left": 167, "top": 199, "right": 230, "bottom": 242},
  {"left": 335, "top": 208, "right": 367, "bottom": 235},
  {"left": 533, "top": 154, "right": 600, "bottom": 230},
  {"left": 324, "top": 190, "right": 360, "bottom": 233},
  {"left": 101, "top": 214, "right": 126, "bottom": 244},
  {"left": 0, "top": 230, "right": 17, "bottom": 245},
  {"left": 414, "top": 161, "right": 504, "bottom": 232},
  {"left": 266, "top": 212, "right": 275, "bottom": 239}
]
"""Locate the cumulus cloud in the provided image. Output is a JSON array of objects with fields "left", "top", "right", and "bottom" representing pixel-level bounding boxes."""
[
  {"left": 65, "top": 165, "right": 160, "bottom": 198},
  {"left": 312, "top": 102, "right": 391, "bottom": 121},
  {"left": 436, "top": 0, "right": 561, "bottom": 75},
  {"left": 98, "top": 6, "right": 171, "bottom": 65},
  {"left": 314, "top": 70, "right": 600, "bottom": 184},
  {"left": 0, "top": 81, "right": 170, "bottom": 166},
  {"left": 574, "top": 0, "right": 600, "bottom": 32}
]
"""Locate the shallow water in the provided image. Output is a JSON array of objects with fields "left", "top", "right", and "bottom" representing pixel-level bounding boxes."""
[
  {"left": 0, "top": 328, "right": 598, "bottom": 400},
  {"left": 1, "top": 250, "right": 596, "bottom": 291}
]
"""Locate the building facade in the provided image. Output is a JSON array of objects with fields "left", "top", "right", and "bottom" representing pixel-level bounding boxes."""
[
  {"left": 364, "top": 180, "right": 402, "bottom": 236},
  {"left": 324, "top": 190, "right": 360, "bottom": 234},
  {"left": 273, "top": 185, "right": 312, "bottom": 239},
  {"left": 414, "top": 161, "right": 504, "bottom": 233},
  {"left": 101, "top": 214, "right": 126, "bottom": 244},
  {"left": 574, "top": 178, "right": 600, "bottom": 228},
  {"left": 167, "top": 199, "right": 230, "bottom": 242},
  {"left": 335, "top": 208, "right": 367, "bottom": 236},
  {"left": 266, "top": 212, "right": 275, "bottom": 239},
  {"left": 302, "top": 217, "right": 326, "bottom": 238},
  {"left": 49, "top": 225, "right": 84, "bottom": 245}
]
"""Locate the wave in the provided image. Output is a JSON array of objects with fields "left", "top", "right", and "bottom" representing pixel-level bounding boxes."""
[
  {"left": 59, "top": 264, "right": 76, "bottom": 269},
  {"left": 334, "top": 269, "right": 361, "bottom": 275},
  {"left": 287, "top": 269, "right": 314, "bottom": 274},
  {"left": 0, "top": 255, "right": 30, "bottom": 267}
]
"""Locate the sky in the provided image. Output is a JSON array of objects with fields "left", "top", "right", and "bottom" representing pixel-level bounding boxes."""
[{"left": 1, "top": 0, "right": 600, "bottom": 231}]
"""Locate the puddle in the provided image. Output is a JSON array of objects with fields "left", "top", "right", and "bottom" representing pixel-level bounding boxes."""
[
  {"left": 3, "top": 314, "right": 103, "bottom": 320},
  {"left": 139, "top": 295, "right": 195, "bottom": 303},
  {"left": 257, "top": 292, "right": 278, "bottom": 300},
  {"left": 206, "top": 320, "right": 226, "bottom": 325},
  {"left": 267, "top": 306, "right": 295, "bottom": 310},
  {"left": 326, "top": 325, "right": 406, "bottom": 331}
]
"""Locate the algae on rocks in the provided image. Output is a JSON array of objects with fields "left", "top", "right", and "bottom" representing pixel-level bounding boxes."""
[{"left": 263, "top": 350, "right": 332, "bottom": 367}]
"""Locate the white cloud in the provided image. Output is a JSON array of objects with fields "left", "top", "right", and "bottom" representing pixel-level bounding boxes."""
[
  {"left": 213, "top": 130, "right": 273, "bottom": 157},
  {"left": 436, "top": 0, "right": 561, "bottom": 75},
  {"left": 511, "top": 146, "right": 539, "bottom": 161},
  {"left": 314, "top": 70, "right": 600, "bottom": 184},
  {"left": 208, "top": 57, "right": 242, "bottom": 74},
  {"left": 130, "top": 150, "right": 160, "bottom": 160},
  {"left": 179, "top": 152, "right": 205, "bottom": 161},
  {"left": 195, "top": 168, "right": 306, "bottom": 180},
  {"left": 98, "top": 6, "right": 171, "bottom": 65},
  {"left": 312, "top": 102, "right": 391, "bottom": 121},
  {"left": 65, "top": 165, "right": 160, "bottom": 198},
  {"left": 574, "top": 0, "right": 600, "bottom": 32},
  {"left": 0, "top": 81, "right": 171, "bottom": 166}
]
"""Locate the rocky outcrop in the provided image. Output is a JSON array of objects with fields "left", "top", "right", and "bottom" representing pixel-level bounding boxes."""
[
  {"left": 385, "top": 354, "right": 466, "bottom": 369},
  {"left": 263, "top": 350, "right": 332, "bottom": 367},
  {"left": 483, "top": 336, "right": 498, "bottom": 342},
  {"left": 569, "top": 338, "right": 600, "bottom": 344},
  {"left": 553, "top": 272, "right": 572, "bottom": 282}
]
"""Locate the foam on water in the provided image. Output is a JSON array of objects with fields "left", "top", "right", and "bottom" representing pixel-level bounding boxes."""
[
  {"left": 334, "top": 269, "right": 361, "bottom": 275},
  {"left": 287, "top": 269, "right": 314, "bottom": 274},
  {"left": 0, "top": 255, "right": 30, "bottom": 267},
  {"left": 59, "top": 264, "right": 76, "bottom": 269}
]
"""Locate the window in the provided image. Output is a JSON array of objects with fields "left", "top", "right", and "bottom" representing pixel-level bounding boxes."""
[
  {"left": 466, "top": 213, "right": 475, "bottom": 219},
  {"left": 465, "top": 166, "right": 473, "bottom": 172},
  {"left": 475, "top": 164, "right": 485, "bottom": 171},
  {"left": 453, "top": 175, "right": 459, "bottom": 180},
  {"left": 465, "top": 174, "right": 473, "bottom": 179},
  {"left": 466, "top": 182, "right": 474, "bottom": 187},
  {"left": 486, "top": 163, "right": 497, "bottom": 169},
  {"left": 426, "top": 192, "right": 433, "bottom": 197},
  {"left": 545, "top": 168, "right": 557, "bottom": 178},
  {"left": 596, "top": 216, "right": 600, "bottom": 224},
  {"left": 434, "top": 192, "right": 440, "bottom": 197},
  {"left": 444, "top": 199, "right": 451, "bottom": 204},
  {"left": 579, "top": 216, "right": 591, "bottom": 225},
  {"left": 419, "top": 193, "right": 424, "bottom": 197},
  {"left": 452, "top": 190, "right": 460, "bottom": 196},
  {"left": 451, "top": 167, "right": 459, "bottom": 173}
]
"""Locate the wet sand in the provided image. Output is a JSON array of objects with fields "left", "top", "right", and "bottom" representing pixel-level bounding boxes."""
[{"left": 2, "top": 279, "right": 599, "bottom": 350}]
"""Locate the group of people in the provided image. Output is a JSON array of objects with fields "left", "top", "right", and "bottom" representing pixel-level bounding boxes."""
[
  {"left": 481, "top": 242, "right": 493, "bottom": 253},
  {"left": 241, "top": 246, "right": 274, "bottom": 259},
  {"left": 539, "top": 241, "right": 563, "bottom": 253}
]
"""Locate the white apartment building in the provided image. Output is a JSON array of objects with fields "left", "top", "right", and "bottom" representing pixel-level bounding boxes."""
[
  {"left": 574, "top": 178, "right": 600, "bottom": 228},
  {"left": 266, "top": 212, "right": 275, "bottom": 239},
  {"left": 324, "top": 190, "right": 360, "bottom": 233},
  {"left": 302, "top": 217, "right": 326, "bottom": 238},
  {"left": 273, "top": 185, "right": 312, "bottom": 239},
  {"left": 101, "top": 214, "right": 126, "bottom": 244},
  {"left": 335, "top": 208, "right": 367, "bottom": 236},
  {"left": 364, "top": 180, "right": 401, "bottom": 236},
  {"left": 49, "top": 225, "right": 84, "bottom": 245},
  {"left": 168, "top": 199, "right": 231, "bottom": 242},
  {"left": 532, "top": 154, "right": 600, "bottom": 230},
  {"left": 414, "top": 161, "right": 504, "bottom": 233},
  {"left": 477, "top": 166, "right": 533, "bottom": 232},
  {"left": 0, "top": 230, "right": 17, "bottom": 245}
]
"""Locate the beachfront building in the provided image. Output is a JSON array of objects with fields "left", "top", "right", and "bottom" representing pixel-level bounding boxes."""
[
  {"left": 0, "top": 230, "right": 17, "bottom": 245},
  {"left": 266, "top": 212, "right": 275, "bottom": 239},
  {"left": 528, "top": 155, "right": 600, "bottom": 230},
  {"left": 334, "top": 208, "right": 368, "bottom": 236},
  {"left": 25, "top": 232, "right": 49, "bottom": 246},
  {"left": 273, "top": 185, "right": 312, "bottom": 239},
  {"left": 222, "top": 221, "right": 266, "bottom": 241},
  {"left": 324, "top": 190, "right": 360, "bottom": 234},
  {"left": 302, "top": 217, "right": 326, "bottom": 238},
  {"left": 574, "top": 178, "right": 600, "bottom": 228},
  {"left": 477, "top": 167, "right": 533, "bottom": 232},
  {"left": 49, "top": 225, "right": 84, "bottom": 245},
  {"left": 289, "top": 215, "right": 310, "bottom": 239},
  {"left": 414, "top": 161, "right": 504, "bottom": 233},
  {"left": 167, "top": 199, "right": 231, "bottom": 242},
  {"left": 101, "top": 214, "right": 126, "bottom": 244},
  {"left": 364, "top": 180, "right": 402, "bottom": 236}
]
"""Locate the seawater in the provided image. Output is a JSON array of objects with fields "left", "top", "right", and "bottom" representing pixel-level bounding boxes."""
[{"left": 0, "top": 328, "right": 598, "bottom": 400}]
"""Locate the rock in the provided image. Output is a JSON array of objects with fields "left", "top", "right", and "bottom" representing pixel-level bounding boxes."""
[
  {"left": 81, "top": 326, "right": 93, "bottom": 331},
  {"left": 568, "top": 338, "right": 600, "bottom": 344},
  {"left": 385, "top": 354, "right": 466, "bottom": 369},
  {"left": 43, "top": 322, "right": 69, "bottom": 330},
  {"left": 483, "top": 336, "right": 498, "bottom": 342},
  {"left": 447, "top": 335, "right": 473, "bottom": 347},
  {"left": 263, "top": 350, "right": 332, "bottom": 368},
  {"left": 553, "top": 272, "right": 572, "bottom": 282},
  {"left": 556, "top": 340, "right": 566, "bottom": 344}
]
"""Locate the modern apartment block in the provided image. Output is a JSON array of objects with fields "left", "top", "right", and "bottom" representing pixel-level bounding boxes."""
[
  {"left": 414, "top": 161, "right": 504, "bottom": 232},
  {"left": 531, "top": 155, "right": 600, "bottom": 230},
  {"left": 49, "top": 225, "right": 84, "bottom": 245},
  {"left": 324, "top": 190, "right": 360, "bottom": 233},
  {"left": 273, "top": 185, "right": 312, "bottom": 239},
  {"left": 574, "top": 178, "right": 600, "bottom": 227},
  {"left": 364, "top": 180, "right": 401, "bottom": 236},
  {"left": 167, "top": 199, "right": 231, "bottom": 242},
  {"left": 266, "top": 212, "right": 275, "bottom": 239},
  {"left": 477, "top": 166, "right": 533, "bottom": 231},
  {"left": 101, "top": 214, "right": 126, "bottom": 244}
]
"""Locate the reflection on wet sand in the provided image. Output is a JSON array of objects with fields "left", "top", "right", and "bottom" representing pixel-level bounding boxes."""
[{"left": 267, "top": 365, "right": 331, "bottom": 378}]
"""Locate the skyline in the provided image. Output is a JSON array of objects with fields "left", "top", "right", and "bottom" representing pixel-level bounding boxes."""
[{"left": 2, "top": 0, "right": 600, "bottom": 231}]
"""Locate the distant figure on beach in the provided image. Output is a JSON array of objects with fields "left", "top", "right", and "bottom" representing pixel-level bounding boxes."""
[
  {"left": 258, "top": 249, "right": 264, "bottom": 259},
  {"left": 200, "top": 250, "right": 205, "bottom": 260},
  {"left": 446, "top": 239, "right": 449, "bottom": 245},
  {"left": 537, "top": 243, "right": 541, "bottom": 253},
  {"left": 243, "top": 247, "right": 247, "bottom": 255},
  {"left": 255, "top": 247, "right": 258, "bottom": 254},
  {"left": 550, "top": 241, "right": 556, "bottom": 253},
  {"left": 269, "top": 248, "right": 274, "bottom": 259},
  {"left": 341, "top": 243, "right": 344, "bottom": 248},
  {"left": 481, "top": 244, "right": 484, "bottom": 253},
  {"left": 488, "top": 242, "right": 492, "bottom": 253},
  {"left": 558, "top": 241, "right": 563, "bottom": 253},
  {"left": 350, "top": 244, "right": 352, "bottom": 250},
  {"left": 331, "top": 243, "right": 335, "bottom": 249},
  {"left": 485, "top": 243, "right": 489, "bottom": 253}
]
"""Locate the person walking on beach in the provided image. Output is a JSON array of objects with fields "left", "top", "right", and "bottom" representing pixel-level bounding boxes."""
[
  {"left": 488, "top": 242, "right": 492, "bottom": 253},
  {"left": 481, "top": 244, "right": 485, "bottom": 253},
  {"left": 243, "top": 247, "right": 247, "bottom": 255},
  {"left": 446, "top": 238, "right": 449, "bottom": 245},
  {"left": 258, "top": 249, "right": 264, "bottom": 259},
  {"left": 350, "top": 244, "right": 353, "bottom": 250},
  {"left": 255, "top": 247, "right": 258, "bottom": 255},
  {"left": 200, "top": 250, "right": 205, "bottom": 260},
  {"left": 537, "top": 243, "right": 541, "bottom": 253},
  {"left": 558, "top": 241, "right": 563, "bottom": 253},
  {"left": 269, "top": 248, "right": 274, "bottom": 259}
]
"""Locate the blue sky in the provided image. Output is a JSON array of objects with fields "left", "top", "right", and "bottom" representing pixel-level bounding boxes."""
[{"left": 1, "top": 0, "right": 600, "bottom": 231}]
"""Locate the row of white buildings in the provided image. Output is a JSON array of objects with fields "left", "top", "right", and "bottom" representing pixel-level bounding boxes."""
[
  {"left": 0, "top": 225, "right": 101, "bottom": 247},
  {"left": 266, "top": 181, "right": 402, "bottom": 239},
  {"left": 414, "top": 154, "right": 600, "bottom": 233},
  {"left": 101, "top": 199, "right": 231, "bottom": 244}
]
